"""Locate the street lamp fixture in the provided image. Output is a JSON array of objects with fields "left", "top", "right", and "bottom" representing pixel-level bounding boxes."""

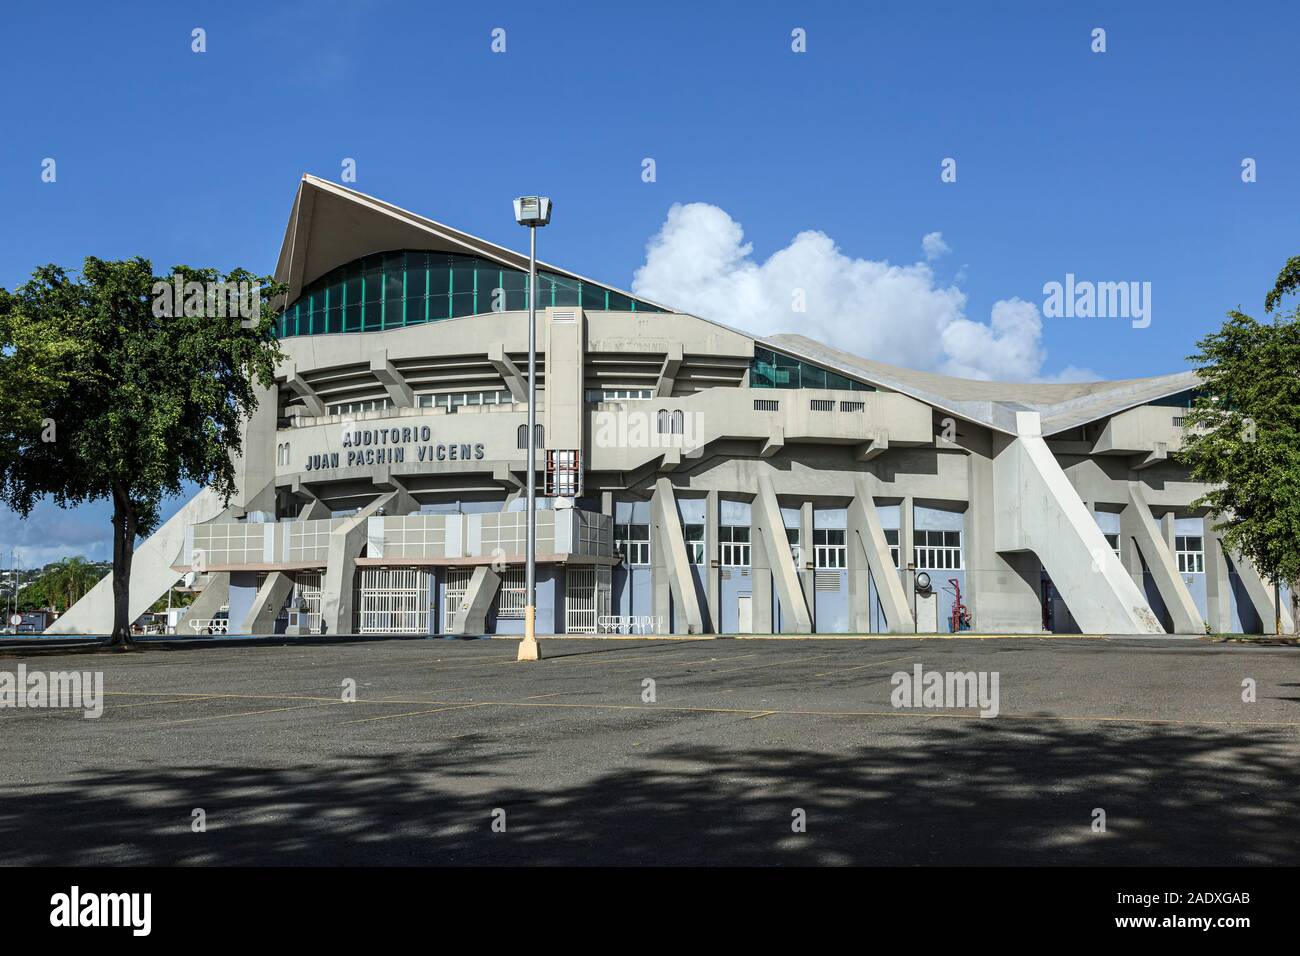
[{"left": 513, "top": 195, "right": 553, "bottom": 662}]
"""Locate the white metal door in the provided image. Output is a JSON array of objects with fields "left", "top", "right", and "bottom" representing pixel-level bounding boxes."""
[
  {"left": 356, "top": 568, "right": 431, "bottom": 634},
  {"left": 292, "top": 571, "right": 323, "bottom": 633},
  {"left": 443, "top": 567, "right": 472, "bottom": 632},
  {"left": 564, "top": 566, "right": 611, "bottom": 634},
  {"left": 737, "top": 594, "right": 752, "bottom": 633},
  {"left": 566, "top": 567, "right": 596, "bottom": 633}
]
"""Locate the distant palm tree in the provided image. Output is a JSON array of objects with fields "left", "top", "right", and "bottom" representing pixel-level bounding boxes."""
[{"left": 44, "top": 556, "right": 103, "bottom": 611}]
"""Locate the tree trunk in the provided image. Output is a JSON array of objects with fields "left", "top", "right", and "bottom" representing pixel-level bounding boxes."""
[{"left": 106, "top": 489, "right": 137, "bottom": 648}]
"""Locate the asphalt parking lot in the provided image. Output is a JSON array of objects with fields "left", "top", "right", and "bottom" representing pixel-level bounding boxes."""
[{"left": 2, "top": 635, "right": 1298, "bottom": 865}]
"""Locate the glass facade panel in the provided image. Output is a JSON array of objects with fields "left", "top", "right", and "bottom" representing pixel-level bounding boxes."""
[
  {"left": 750, "top": 345, "right": 874, "bottom": 392},
  {"left": 276, "top": 250, "right": 666, "bottom": 337}
]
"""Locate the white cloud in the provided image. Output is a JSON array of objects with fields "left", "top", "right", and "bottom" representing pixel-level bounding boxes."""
[
  {"left": 631, "top": 203, "right": 1092, "bottom": 382},
  {"left": 921, "top": 231, "right": 951, "bottom": 261}
]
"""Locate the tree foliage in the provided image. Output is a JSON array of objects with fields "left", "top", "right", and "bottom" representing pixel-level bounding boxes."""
[
  {"left": 1179, "top": 258, "right": 1300, "bottom": 595},
  {"left": 0, "top": 258, "right": 283, "bottom": 642}
]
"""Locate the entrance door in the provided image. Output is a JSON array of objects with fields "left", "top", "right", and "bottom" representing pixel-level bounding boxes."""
[{"left": 737, "top": 594, "right": 752, "bottom": 633}]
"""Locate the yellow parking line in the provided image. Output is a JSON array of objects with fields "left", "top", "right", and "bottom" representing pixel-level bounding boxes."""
[
  {"left": 115, "top": 694, "right": 238, "bottom": 709},
  {"left": 812, "top": 654, "right": 916, "bottom": 677},
  {"left": 707, "top": 651, "right": 844, "bottom": 675},
  {"left": 341, "top": 702, "right": 489, "bottom": 725},
  {"left": 154, "top": 701, "right": 343, "bottom": 726}
]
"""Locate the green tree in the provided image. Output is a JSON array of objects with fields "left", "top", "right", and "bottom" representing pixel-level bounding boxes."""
[
  {"left": 1179, "top": 257, "right": 1300, "bottom": 633},
  {"left": 44, "top": 555, "right": 106, "bottom": 611},
  {"left": 0, "top": 258, "right": 283, "bottom": 646}
]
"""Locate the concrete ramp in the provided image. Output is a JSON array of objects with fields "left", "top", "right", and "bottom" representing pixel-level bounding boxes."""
[
  {"left": 46, "top": 487, "right": 227, "bottom": 634},
  {"left": 993, "top": 413, "right": 1163, "bottom": 634}
]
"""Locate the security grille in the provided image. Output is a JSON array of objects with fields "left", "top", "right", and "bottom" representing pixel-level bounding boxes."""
[
  {"left": 355, "top": 567, "right": 431, "bottom": 634},
  {"left": 545, "top": 449, "right": 582, "bottom": 497},
  {"left": 290, "top": 571, "right": 323, "bottom": 633},
  {"left": 566, "top": 566, "right": 611, "bottom": 634},
  {"left": 497, "top": 567, "right": 527, "bottom": 619},
  {"left": 443, "top": 567, "right": 472, "bottom": 632},
  {"left": 840, "top": 400, "right": 865, "bottom": 412},
  {"left": 810, "top": 399, "right": 835, "bottom": 411},
  {"left": 753, "top": 399, "right": 779, "bottom": 411}
]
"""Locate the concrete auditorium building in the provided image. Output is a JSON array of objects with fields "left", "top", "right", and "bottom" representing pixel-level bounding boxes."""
[{"left": 54, "top": 175, "right": 1295, "bottom": 637}]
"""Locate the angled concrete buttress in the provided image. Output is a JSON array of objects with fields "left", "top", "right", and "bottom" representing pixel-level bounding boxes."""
[
  {"left": 243, "top": 573, "right": 296, "bottom": 634},
  {"left": 1229, "top": 550, "right": 1296, "bottom": 635},
  {"left": 46, "top": 487, "right": 228, "bottom": 634},
  {"left": 848, "top": 477, "right": 915, "bottom": 634},
  {"left": 753, "top": 475, "right": 812, "bottom": 632},
  {"left": 448, "top": 566, "right": 501, "bottom": 635},
  {"left": 651, "top": 478, "right": 705, "bottom": 634},
  {"left": 448, "top": 493, "right": 520, "bottom": 635},
  {"left": 993, "top": 412, "right": 1163, "bottom": 634},
  {"left": 320, "top": 489, "right": 417, "bottom": 634},
  {"left": 240, "top": 499, "right": 332, "bottom": 634},
  {"left": 1120, "top": 483, "right": 1204, "bottom": 634},
  {"left": 176, "top": 573, "right": 230, "bottom": 633}
]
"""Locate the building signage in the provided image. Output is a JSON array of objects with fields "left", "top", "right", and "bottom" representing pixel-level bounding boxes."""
[{"left": 303, "top": 425, "right": 485, "bottom": 472}]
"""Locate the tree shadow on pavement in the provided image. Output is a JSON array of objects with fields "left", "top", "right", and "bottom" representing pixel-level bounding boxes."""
[{"left": 2, "top": 718, "right": 1297, "bottom": 865}]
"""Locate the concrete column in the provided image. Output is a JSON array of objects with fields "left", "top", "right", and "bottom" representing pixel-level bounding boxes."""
[
  {"left": 900, "top": 495, "right": 915, "bottom": 591},
  {"left": 706, "top": 489, "right": 721, "bottom": 632},
  {"left": 1230, "top": 551, "right": 1296, "bottom": 635},
  {"left": 1122, "top": 483, "right": 1204, "bottom": 634},
  {"left": 848, "top": 478, "right": 915, "bottom": 633},
  {"left": 543, "top": 307, "right": 585, "bottom": 451},
  {"left": 650, "top": 478, "right": 703, "bottom": 634},
  {"left": 754, "top": 476, "right": 812, "bottom": 632},
  {"left": 1204, "top": 518, "right": 1233, "bottom": 634},
  {"left": 750, "top": 499, "right": 773, "bottom": 634},
  {"left": 799, "top": 501, "right": 815, "bottom": 626}
]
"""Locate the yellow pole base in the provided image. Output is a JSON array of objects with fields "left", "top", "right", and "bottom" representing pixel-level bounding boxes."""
[{"left": 517, "top": 605, "right": 541, "bottom": 661}]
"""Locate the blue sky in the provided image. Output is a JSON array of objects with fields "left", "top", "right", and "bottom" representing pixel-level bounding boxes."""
[{"left": 1, "top": 0, "right": 1296, "bottom": 564}]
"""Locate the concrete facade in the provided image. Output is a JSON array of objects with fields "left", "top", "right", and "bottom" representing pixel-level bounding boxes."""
[{"left": 51, "top": 175, "right": 1295, "bottom": 636}]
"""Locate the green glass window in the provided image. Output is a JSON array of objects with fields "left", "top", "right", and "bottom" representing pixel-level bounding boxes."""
[
  {"left": 275, "top": 250, "right": 666, "bottom": 337},
  {"left": 749, "top": 345, "right": 873, "bottom": 392},
  {"left": 551, "top": 274, "right": 581, "bottom": 307}
]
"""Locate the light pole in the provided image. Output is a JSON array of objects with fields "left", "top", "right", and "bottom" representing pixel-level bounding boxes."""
[{"left": 513, "top": 196, "right": 552, "bottom": 662}]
